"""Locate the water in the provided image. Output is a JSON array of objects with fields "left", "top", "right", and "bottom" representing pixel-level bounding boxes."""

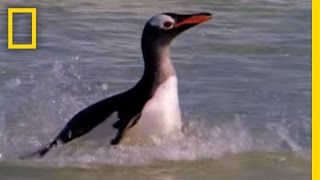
[{"left": 0, "top": 0, "right": 311, "bottom": 179}]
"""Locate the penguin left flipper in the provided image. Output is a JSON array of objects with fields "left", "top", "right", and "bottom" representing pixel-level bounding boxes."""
[{"left": 21, "top": 93, "right": 123, "bottom": 158}]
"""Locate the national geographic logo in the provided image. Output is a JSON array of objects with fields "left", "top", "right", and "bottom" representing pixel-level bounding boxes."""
[{"left": 7, "top": 8, "right": 37, "bottom": 50}]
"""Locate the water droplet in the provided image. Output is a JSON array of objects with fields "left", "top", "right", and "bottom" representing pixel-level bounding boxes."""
[
  {"left": 5, "top": 78, "right": 21, "bottom": 88},
  {"left": 101, "top": 84, "right": 108, "bottom": 91},
  {"left": 72, "top": 56, "right": 80, "bottom": 60}
]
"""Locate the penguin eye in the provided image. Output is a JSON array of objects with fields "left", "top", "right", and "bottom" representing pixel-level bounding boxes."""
[
  {"left": 163, "top": 21, "right": 173, "bottom": 29},
  {"left": 148, "top": 14, "right": 175, "bottom": 29}
]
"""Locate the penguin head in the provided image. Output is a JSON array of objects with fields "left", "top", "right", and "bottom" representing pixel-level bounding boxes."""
[{"left": 142, "top": 12, "right": 212, "bottom": 46}]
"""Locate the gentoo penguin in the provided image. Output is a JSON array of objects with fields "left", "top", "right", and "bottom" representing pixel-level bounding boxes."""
[{"left": 24, "top": 12, "right": 212, "bottom": 158}]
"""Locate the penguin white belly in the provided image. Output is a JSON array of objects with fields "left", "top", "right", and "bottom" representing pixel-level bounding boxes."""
[{"left": 124, "top": 76, "right": 182, "bottom": 140}]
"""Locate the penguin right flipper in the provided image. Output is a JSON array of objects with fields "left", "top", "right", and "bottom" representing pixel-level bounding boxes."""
[
  {"left": 21, "top": 93, "right": 123, "bottom": 159},
  {"left": 110, "top": 113, "right": 141, "bottom": 145}
]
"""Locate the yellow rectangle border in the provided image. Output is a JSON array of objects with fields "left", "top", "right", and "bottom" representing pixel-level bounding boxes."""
[
  {"left": 312, "top": 0, "right": 317, "bottom": 178},
  {"left": 8, "top": 8, "right": 37, "bottom": 49}
]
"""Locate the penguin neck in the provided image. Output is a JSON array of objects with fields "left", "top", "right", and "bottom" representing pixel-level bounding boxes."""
[{"left": 141, "top": 38, "right": 176, "bottom": 83}]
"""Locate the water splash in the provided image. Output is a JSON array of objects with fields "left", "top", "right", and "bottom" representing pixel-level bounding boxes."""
[{"left": 0, "top": 61, "right": 310, "bottom": 166}]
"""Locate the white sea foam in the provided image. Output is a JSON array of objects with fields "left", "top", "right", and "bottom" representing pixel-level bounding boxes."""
[{"left": 0, "top": 61, "right": 310, "bottom": 166}]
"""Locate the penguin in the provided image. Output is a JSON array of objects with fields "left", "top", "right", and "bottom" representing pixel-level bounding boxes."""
[{"left": 24, "top": 12, "right": 212, "bottom": 158}]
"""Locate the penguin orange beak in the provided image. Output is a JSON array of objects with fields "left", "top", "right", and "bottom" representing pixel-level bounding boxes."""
[{"left": 175, "top": 13, "right": 213, "bottom": 28}]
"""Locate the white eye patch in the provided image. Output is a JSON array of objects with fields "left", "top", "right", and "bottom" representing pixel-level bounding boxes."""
[{"left": 148, "top": 14, "right": 175, "bottom": 30}]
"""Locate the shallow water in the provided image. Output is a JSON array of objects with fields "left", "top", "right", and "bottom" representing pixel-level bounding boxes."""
[
  {"left": 0, "top": 152, "right": 311, "bottom": 180},
  {"left": 0, "top": 0, "right": 311, "bottom": 179}
]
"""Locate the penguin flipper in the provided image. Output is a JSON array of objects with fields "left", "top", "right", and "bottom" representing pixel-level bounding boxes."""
[{"left": 23, "top": 94, "right": 122, "bottom": 158}]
